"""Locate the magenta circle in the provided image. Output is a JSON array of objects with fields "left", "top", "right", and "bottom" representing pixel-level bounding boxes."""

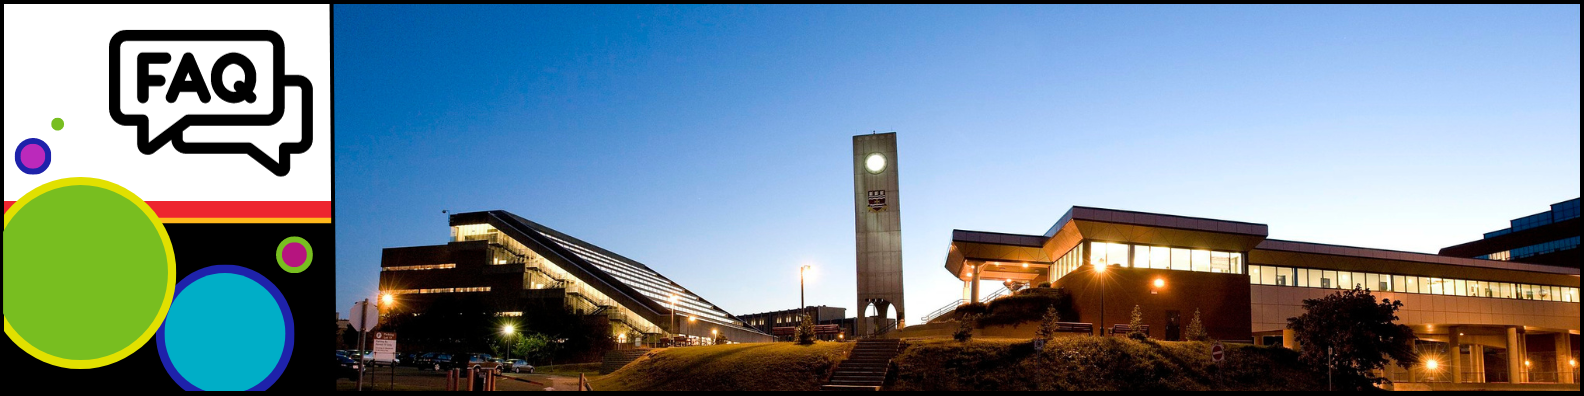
[
  {"left": 281, "top": 242, "right": 307, "bottom": 267},
  {"left": 20, "top": 144, "right": 45, "bottom": 169}
]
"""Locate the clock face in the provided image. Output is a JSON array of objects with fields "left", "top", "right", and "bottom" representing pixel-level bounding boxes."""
[{"left": 864, "top": 153, "right": 887, "bottom": 174}]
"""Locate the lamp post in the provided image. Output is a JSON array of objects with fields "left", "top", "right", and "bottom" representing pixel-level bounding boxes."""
[
  {"left": 800, "top": 265, "right": 812, "bottom": 322},
  {"left": 1095, "top": 261, "right": 1107, "bottom": 336},
  {"left": 669, "top": 294, "right": 679, "bottom": 346},
  {"left": 501, "top": 324, "right": 515, "bottom": 363}
]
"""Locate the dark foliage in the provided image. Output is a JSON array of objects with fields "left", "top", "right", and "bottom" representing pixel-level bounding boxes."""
[{"left": 1287, "top": 287, "right": 1417, "bottom": 390}]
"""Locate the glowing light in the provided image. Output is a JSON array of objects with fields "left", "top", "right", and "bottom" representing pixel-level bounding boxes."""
[
  {"left": 864, "top": 153, "right": 887, "bottom": 174},
  {"left": 1022, "top": 263, "right": 1029, "bottom": 268},
  {"left": 1153, "top": 279, "right": 1165, "bottom": 288},
  {"left": 689, "top": 316, "right": 697, "bottom": 323},
  {"left": 1094, "top": 262, "right": 1107, "bottom": 273},
  {"left": 1525, "top": 360, "right": 1531, "bottom": 367},
  {"left": 502, "top": 324, "right": 515, "bottom": 335},
  {"left": 1570, "top": 359, "right": 1576, "bottom": 367},
  {"left": 380, "top": 293, "right": 394, "bottom": 306},
  {"left": 1426, "top": 359, "right": 1439, "bottom": 370}
]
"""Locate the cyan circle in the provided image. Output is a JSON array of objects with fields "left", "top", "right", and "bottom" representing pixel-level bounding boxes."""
[{"left": 157, "top": 266, "right": 293, "bottom": 391}]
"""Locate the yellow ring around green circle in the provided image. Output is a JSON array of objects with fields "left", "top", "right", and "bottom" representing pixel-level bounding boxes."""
[{"left": 3, "top": 177, "right": 176, "bottom": 369}]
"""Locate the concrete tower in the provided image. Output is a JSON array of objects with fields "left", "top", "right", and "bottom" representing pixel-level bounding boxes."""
[{"left": 853, "top": 132, "right": 904, "bottom": 337}]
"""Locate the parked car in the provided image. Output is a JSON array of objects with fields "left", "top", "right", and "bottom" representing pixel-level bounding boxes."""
[
  {"left": 452, "top": 353, "right": 494, "bottom": 371},
  {"left": 506, "top": 359, "right": 533, "bottom": 373},
  {"left": 336, "top": 354, "right": 360, "bottom": 380},
  {"left": 420, "top": 353, "right": 454, "bottom": 371}
]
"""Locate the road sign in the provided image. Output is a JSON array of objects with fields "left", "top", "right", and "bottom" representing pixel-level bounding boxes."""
[
  {"left": 1211, "top": 341, "right": 1225, "bottom": 363},
  {"left": 373, "top": 332, "right": 397, "bottom": 362},
  {"left": 349, "top": 301, "right": 378, "bottom": 332}
]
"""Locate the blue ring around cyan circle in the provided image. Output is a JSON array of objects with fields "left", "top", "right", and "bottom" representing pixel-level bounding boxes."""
[
  {"left": 16, "top": 138, "right": 52, "bottom": 175},
  {"left": 156, "top": 265, "right": 294, "bottom": 391}
]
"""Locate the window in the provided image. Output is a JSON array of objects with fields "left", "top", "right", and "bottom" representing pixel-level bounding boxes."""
[
  {"left": 1429, "top": 278, "right": 1443, "bottom": 295},
  {"left": 1455, "top": 280, "right": 1469, "bottom": 297},
  {"left": 1405, "top": 276, "right": 1419, "bottom": 294},
  {"left": 1133, "top": 245, "right": 1150, "bottom": 269},
  {"left": 1151, "top": 246, "right": 1170, "bottom": 270},
  {"left": 1171, "top": 248, "right": 1191, "bottom": 272},
  {"left": 1297, "top": 269, "right": 1310, "bottom": 287},
  {"left": 1322, "top": 271, "right": 1336, "bottom": 289},
  {"left": 1308, "top": 270, "right": 1322, "bottom": 289},
  {"left": 1211, "top": 252, "right": 1231, "bottom": 273},
  {"left": 1249, "top": 265, "right": 1263, "bottom": 285},
  {"left": 1339, "top": 272, "right": 1353, "bottom": 290},
  {"left": 1110, "top": 243, "right": 1130, "bottom": 268},
  {"left": 1192, "top": 250, "right": 1211, "bottom": 272},
  {"left": 1231, "top": 253, "right": 1244, "bottom": 275},
  {"left": 383, "top": 263, "right": 458, "bottom": 271},
  {"left": 1261, "top": 265, "right": 1276, "bottom": 285},
  {"left": 1366, "top": 273, "right": 1380, "bottom": 291},
  {"left": 1392, "top": 275, "right": 1406, "bottom": 293}
]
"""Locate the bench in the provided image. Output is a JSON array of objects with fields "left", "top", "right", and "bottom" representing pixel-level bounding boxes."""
[
  {"left": 1109, "top": 324, "right": 1149, "bottom": 336},
  {"left": 1054, "top": 322, "right": 1093, "bottom": 333}
]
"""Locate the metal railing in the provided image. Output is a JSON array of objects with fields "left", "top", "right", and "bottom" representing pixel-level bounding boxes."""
[
  {"left": 983, "top": 286, "right": 1012, "bottom": 301},
  {"left": 864, "top": 321, "right": 898, "bottom": 339},
  {"left": 919, "top": 299, "right": 964, "bottom": 324}
]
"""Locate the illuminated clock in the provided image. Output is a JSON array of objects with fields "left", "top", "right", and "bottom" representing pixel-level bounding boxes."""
[{"left": 864, "top": 153, "right": 887, "bottom": 174}]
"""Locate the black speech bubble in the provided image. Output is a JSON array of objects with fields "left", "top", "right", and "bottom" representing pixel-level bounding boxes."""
[{"left": 109, "top": 30, "right": 313, "bottom": 176}]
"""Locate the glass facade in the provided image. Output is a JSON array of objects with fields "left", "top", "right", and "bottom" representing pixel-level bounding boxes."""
[
  {"left": 1049, "top": 243, "right": 1085, "bottom": 281},
  {"left": 1477, "top": 236, "right": 1580, "bottom": 261},
  {"left": 382, "top": 263, "right": 457, "bottom": 271},
  {"left": 1248, "top": 264, "right": 1580, "bottom": 303},
  {"left": 390, "top": 286, "right": 492, "bottom": 295},
  {"left": 452, "top": 224, "right": 665, "bottom": 336},
  {"left": 1087, "top": 241, "right": 1243, "bottom": 274}
]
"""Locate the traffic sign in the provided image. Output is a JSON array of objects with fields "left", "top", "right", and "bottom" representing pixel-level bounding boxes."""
[
  {"left": 1211, "top": 341, "right": 1225, "bottom": 363},
  {"left": 349, "top": 301, "right": 379, "bottom": 332},
  {"left": 373, "top": 332, "right": 397, "bottom": 363}
]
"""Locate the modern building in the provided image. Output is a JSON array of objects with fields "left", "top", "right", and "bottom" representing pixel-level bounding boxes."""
[
  {"left": 1441, "top": 198, "right": 1580, "bottom": 268},
  {"left": 378, "top": 210, "right": 772, "bottom": 346},
  {"left": 937, "top": 206, "right": 1579, "bottom": 385},
  {"left": 739, "top": 306, "right": 855, "bottom": 340}
]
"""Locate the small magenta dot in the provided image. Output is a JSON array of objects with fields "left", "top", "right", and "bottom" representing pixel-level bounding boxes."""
[
  {"left": 16, "top": 138, "right": 52, "bottom": 175},
  {"left": 281, "top": 242, "right": 307, "bottom": 267}
]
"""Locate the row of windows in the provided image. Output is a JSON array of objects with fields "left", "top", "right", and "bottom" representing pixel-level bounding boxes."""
[
  {"left": 382, "top": 263, "right": 457, "bottom": 271},
  {"left": 1091, "top": 242, "right": 1245, "bottom": 274},
  {"left": 389, "top": 286, "right": 492, "bottom": 295},
  {"left": 1048, "top": 243, "right": 1085, "bottom": 282},
  {"left": 1478, "top": 236, "right": 1580, "bottom": 261},
  {"left": 536, "top": 231, "right": 738, "bottom": 327},
  {"left": 1247, "top": 264, "right": 1579, "bottom": 303}
]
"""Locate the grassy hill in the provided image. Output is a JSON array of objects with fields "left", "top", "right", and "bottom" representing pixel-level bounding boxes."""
[
  {"left": 589, "top": 342, "right": 852, "bottom": 391},
  {"left": 891, "top": 337, "right": 1326, "bottom": 391}
]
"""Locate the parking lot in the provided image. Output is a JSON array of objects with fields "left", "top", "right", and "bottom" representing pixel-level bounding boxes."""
[{"left": 336, "top": 366, "right": 586, "bottom": 391}]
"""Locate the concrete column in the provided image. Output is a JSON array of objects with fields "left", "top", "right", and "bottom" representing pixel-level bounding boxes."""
[
  {"left": 1449, "top": 328, "right": 1462, "bottom": 383},
  {"left": 970, "top": 265, "right": 982, "bottom": 304},
  {"left": 1508, "top": 327, "right": 1523, "bottom": 383},
  {"left": 962, "top": 279, "right": 972, "bottom": 303},
  {"left": 1471, "top": 344, "right": 1485, "bottom": 383},
  {"left": 1559, "top": 334, "right": 1574, "bottom": 384},
  {"left": 1282, "top": 329, "right": 1296, "bottom": 350}
]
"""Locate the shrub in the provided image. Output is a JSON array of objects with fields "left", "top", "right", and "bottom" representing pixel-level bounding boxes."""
[
  {"left": 1127, "top": 305, "right": 1148, "bottom": 341},
  {"left": 954, "top": 314, "right": 979, "bottom": 342},
  {"left": 1034, "top": 305, "right": 1062, "bottom": 340},
  {"left": 979, "top": 287, "right": 1074, "bottom": 327},
  {"left": 1185, "top": 309, "right": 1210, "bottom": 342},
  {"left": 795, "top": 313, "right": 816, "bottom": 345},
  {"left": 953, "top": 302, "right": 989, "bottom": 318},
  {"left": 1035, "top": 282, "right": 1051, "bottom": 288}
]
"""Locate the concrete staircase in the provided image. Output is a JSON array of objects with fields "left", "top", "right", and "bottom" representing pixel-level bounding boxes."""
[
  {"left": 821, "top": 339, "right": 903, "bottom": 391},
  {"left": 599, "top": 348, "right": 653, "bottom": 374}
]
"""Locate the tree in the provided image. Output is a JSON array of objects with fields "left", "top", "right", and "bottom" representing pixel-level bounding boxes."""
[
  {"left": 1127, "top": 305, "right": 1148, "bottom": 341},
  {"left": 1035, "top": 305, "right": 1063, "bottom": 340},
  {"left": 954, "top": 313, "right": 979, "bottom": 342},
  {"left": 795, "top": 312, "right": 817, "bottom": 345},
  {"left": 513, "top": 332, "right": 550, "bottom": 363},
  {"left": 1287, "top": 286, "right": 1417, "bottom": 390},
  {"left": 341, "top": 324, "right": 360, "bottom": 350},
  {"left": 1185, "top": 308, "right": 1210, "bottom": 341},
  {"left": 715, "top": 333, "right": 730, "bottom": 345}
]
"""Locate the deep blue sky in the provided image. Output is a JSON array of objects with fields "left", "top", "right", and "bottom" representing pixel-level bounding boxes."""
[{"left": 334, "top": 5, "right": 1580, "bottom": 321}]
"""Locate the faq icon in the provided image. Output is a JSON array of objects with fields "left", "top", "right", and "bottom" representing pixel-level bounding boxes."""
[{"left": 109, "top": 31, "right": 313, "bottom": 176}]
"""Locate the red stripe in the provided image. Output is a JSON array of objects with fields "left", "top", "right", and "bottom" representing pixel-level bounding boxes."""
[{"left": 4, "top": 201, "right": 330, "bottom": 218}]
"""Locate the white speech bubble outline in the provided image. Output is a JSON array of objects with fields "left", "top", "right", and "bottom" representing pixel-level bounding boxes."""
[
  {"left": 108, "top": 30, "right": 286, "bottom": 155},
  {"left": 117, "top": 41, "right": 278, "bottom": 135},
  {"left": 174, "top": 75, "right": 313, "bottom": 176}
]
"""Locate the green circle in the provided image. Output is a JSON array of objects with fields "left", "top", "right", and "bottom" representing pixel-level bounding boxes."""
[
  {"left": 4, "top": 181, "right": 173, "bottom": 365},
  {"left": 51, "top": 118, "right": 64, "bottom": 131},
  {"left": 276, "top": 236, "right": 313, "bottom": 274}
]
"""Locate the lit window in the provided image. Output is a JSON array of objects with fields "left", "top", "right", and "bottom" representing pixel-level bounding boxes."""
[{"left": 383, "top": 263, "right": 457, "bottom": 271}]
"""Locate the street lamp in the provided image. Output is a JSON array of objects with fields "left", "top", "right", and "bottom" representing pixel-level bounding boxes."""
[
  {"left": 1094, "top": 260, "right": 1108, "bottom": 336},
  {"left": 800, "top": 265, "right": 812, "bottom": 322},
  {"left": 501, "top": 324, "right": 515, "bottom": 362},
  {"left": 712, "top": 328, "right": 718, "bottom": 345},
  {"left": 1151, "top": 278, "right": 1165, "bottom": 295},
  {"left": 380, "top": 292, "right": 394, "bottom": 307},
  {"left": 669, "top": 294, "right": 679, "bottom": 345}
]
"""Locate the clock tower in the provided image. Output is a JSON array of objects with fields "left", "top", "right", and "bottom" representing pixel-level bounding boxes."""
[{"left": 853, "top": 132, "right": 904, "bottom": 337}]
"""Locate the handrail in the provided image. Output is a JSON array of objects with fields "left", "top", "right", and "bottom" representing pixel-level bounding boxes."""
[
  {"left": 865, "top": 320, "right": 897, "bottom": 339},
  {"left": 919, "top": 299, "right": 965, "bottom": 324},
  {"left": 983, "top": 286, "right": 1011, "bottom": 301}
]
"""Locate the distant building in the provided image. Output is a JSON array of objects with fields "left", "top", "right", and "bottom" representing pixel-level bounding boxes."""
[
  {"left": 739, "top": 306, "right": 855, "bottom": 340},
  {"left": 378, "top": 211, "right": 772, "bottom": 346},
  {"left": 937, "top": 205, "right": 1578, "bottom": 386},
  {"left": 1441, "top": 198, "right": 1580, "bottom": 268}
]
